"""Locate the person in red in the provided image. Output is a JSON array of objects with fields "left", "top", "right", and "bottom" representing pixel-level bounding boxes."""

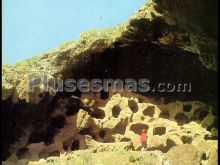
[{"left": 140, "top": 129, "right": 148, "bottom": 150}]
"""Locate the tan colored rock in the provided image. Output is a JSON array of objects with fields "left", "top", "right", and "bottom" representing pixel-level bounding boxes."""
[
  {"left": 165, "top": 144, "right": 203, "bottom": 165},
  {"left": 5, "top": 93, "right": 217, "bottom": 164},
  {"left": 27, "top": 142, "right": 46, "bottom": 160}
]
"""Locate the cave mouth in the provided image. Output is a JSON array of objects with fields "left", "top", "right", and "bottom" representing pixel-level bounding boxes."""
[
  {"left": 1, "top": 27, "right": 218, "bottom": 161},
  {"left": 28, "top": 115, "right": 66, "bottom": 146},
  {"left": 67, "top": 40, "right": 217, "bottom": 105},
  {"left": 1, "top": 97, "right": 49, "bottom": 161},
  {"left": 130, "top": 123, "right": 149, "bottom": 135}
]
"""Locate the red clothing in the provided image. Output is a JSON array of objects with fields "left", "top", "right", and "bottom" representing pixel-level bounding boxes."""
[{"left": 140, "top": 132, "right": 148, "bottom": 142}]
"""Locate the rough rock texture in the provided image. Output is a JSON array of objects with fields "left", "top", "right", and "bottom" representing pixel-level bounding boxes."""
[
  {"left": 165, "top": 144, "right": 203, "bottom": 165},
  {"left": 2, "top": 93, "right": 218, "bottom": 164},
  {"left": 1, "top": 0, "right": 218, "bottom": 164}
]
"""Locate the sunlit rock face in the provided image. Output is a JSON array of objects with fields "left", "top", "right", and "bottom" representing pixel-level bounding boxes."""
[
  {"left": 2, "top": 93, "right": 218, "bottom": 164},
  {"left": 2, "top": 0, "right": 218, "bottom": 164}
]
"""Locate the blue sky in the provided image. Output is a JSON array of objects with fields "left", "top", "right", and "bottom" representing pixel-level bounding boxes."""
[{"left": 3, "top": 0, "right": 146, "bottom": 64}]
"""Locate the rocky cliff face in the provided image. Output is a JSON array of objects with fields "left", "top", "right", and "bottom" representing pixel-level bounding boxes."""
[
  {"left": 2, "top": 0, "right": 218, "bottom": 164},
  {"left": 2, "top": 93, "right": 218, "bottom": 165}
]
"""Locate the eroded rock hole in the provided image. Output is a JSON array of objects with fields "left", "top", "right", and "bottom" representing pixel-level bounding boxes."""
[
  {"left": 43, "top": 129, "right": 58, "bottom": 146},
  {"left": 181, "top": 136, "right": 193, "bottom": 144},
  {"left": 71, "top": 139, "right": 80, "bottom": 151},
  {"left": 128, "top": 100, "right": 138, "bottom": 113},
  {"left": 174, "top": 113, "right": 189, "bottom": 126},
  {"left": 63, "top": 141, "right": 69, "bottom": 151},
  {"left": 143, "top": 106, "right": 155, "bottom": 117},
  {"left": 16, "top": 147, "right": 31, "bottom": 160},
  {"left": 159, "top": 111, "right": 170, "bottom": 119},
  {"left": 114, "top": 118, "right": 128, "bottom": 135},
  {"left": 130, "top": 124, "right": 149, "bottom": 135},
  {"left": 153, "top": 127, "right": 166, "bottom": 136},
  {"left": 92, "top": 109, "right": 105, "bottom": 119},
  {"left": 39, "top": 93, "right": 44, "bottom": 98},
  {"left": 201, "top": 153, "right": 207, "bottom": 161},
  {"left": 92, "top": 135, "right": 97, "bottom": 140},
  {"left": 183, "top": 104, "right": 192, "bottom": 112},
  {"left": 194, "top": 108, "right": 209, "bottom": 120},
  {"left": 99, "top": 130, "right": 106, "bottom": 139},
  {"left": 165, "top": 138, "right": 177, "bottom": 152},
  {"left": 112, "top": 105, "right": 121, "bottom": 118}
]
